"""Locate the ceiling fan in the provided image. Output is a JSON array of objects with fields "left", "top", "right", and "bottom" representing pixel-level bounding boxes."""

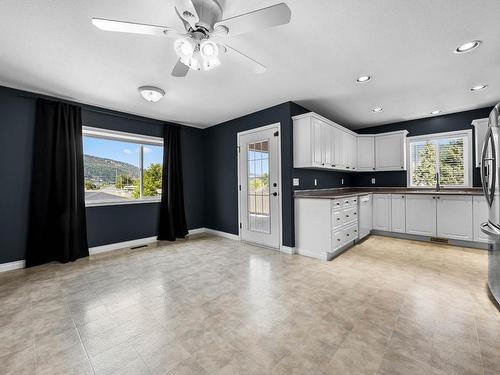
[{"left": 92, "top": 0, "right": 291, "bottom": 77}]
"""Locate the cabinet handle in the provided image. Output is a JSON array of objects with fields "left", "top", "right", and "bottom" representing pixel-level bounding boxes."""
[
  {"left": 346, "top": 215, "right": 350, "bottom": 218},
  {"left": 346, "top": 234, "right": 350, "bottom": 237},
  {"left": 401, "top": 166, "right": 404, "bottom": 169},
  {"left": 373, "top": 168, "right": 376, "bottom": 170},
  {"left": 432, "top": 196, "right": 435, "bottom": 199},
  {"left": 337, "top": 218, "right": 340, "bottom": 221},
  {"left": 346, "top": 166, "right": 350, "bottom": 169},
  {"left": 437, "top": 196, "right": 440, "bottom": 199},
  {"left": 337, "top": 239, "right": 341, "bottom": 242},
  {"left": 402, "top": 196, "right": 404, "bottom": 198},
  {"left": 354, "top": 230, "right": 357, "bottom": 233},
  {"left": 321, "top": 163, "right": 325, "bottom": 166},
  {"left": 354, "top": 212, "right": 357, "bottom": 215}
]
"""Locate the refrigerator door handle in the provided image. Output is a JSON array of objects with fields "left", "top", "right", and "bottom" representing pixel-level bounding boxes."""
[
  {"left": 481, "top": 127, "right": 496, "bottom": 207},
  {"left": 480, "top": 221, "right": 500, "bottom": 240}
]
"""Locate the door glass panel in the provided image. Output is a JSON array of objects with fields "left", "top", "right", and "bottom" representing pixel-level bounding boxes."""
[{"left": 247, "top": 140, "right": 271, "bottom": 233}]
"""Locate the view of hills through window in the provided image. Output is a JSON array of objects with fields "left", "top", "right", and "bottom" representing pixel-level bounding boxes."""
[{"left": 83, "top": 136, "right": 163, "bottom": 204}]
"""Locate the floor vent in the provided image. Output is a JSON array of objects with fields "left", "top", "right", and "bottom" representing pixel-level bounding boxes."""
[
  {"left": 130, "top": 245, "right": 148, "bottom": 250},
  {"left": 430, "top": 237, "right": 448, "bottom": 244}
]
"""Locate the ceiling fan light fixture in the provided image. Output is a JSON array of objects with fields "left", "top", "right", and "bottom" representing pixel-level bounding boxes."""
[
  {"left": 174, "top": 38, "right": 195, "bottom": 59},
  {"left": 138, "top": 86, "right": 165, "bottom": 103},
  {"left": 200, "top": 40, "right": 219, "bottom": 58}
]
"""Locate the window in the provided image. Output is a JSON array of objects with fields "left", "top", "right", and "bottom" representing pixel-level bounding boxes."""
[
  {"left": 82, "top": 127, "right": 163, "bottom": 206},
  {"left": 407, "top": 130, "right": 472, "bottom": 188}
]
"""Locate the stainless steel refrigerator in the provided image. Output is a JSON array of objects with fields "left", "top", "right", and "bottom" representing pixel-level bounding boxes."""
[{"left": 480, "top": 102, "right": 500, "bottom": 306}]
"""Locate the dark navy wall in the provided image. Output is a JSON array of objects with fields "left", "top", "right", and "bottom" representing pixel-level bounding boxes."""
[
  {"left": 204, "top": 102, "right": 297, "bottom": 246},
  {"left": 355, "top": 107, "right": 492, "bottom": 187},
  {"left": 0, "top": 88, "right": 36, "bottom": 264},
  {"left": 0, "top": 86, "right": 205, "bottom": 263}
]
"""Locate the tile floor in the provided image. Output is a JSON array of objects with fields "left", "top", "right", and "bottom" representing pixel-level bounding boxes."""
[{"left": 0, "top": 235, "right": 499, "bottom": 374}]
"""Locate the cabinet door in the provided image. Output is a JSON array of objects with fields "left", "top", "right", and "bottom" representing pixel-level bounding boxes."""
[
  {"left": 391, "top": 195, "right": 406, "bottom": 233},
  {"left": 332, "top": 128, "right": 345, "bottom": 169},
  {"left": 349, "top": 134, "right": 358, "bottom": 171},
  {"left": 405, "top": 195, "right": 436, "bottom": 236},
  {"left": 373, "top": 194, "right": 391, "bottom": 231},
  {"left": 357, "top": 137, "right": 375, "bottom": 171},
  {"left": 436, "top": 196, "right": 473, "bottom": 241},
  {"left": 323, "top": 125, "right": 333, "bottom": 167},
  {"left": 473, "top": 196, "right": 490, "bottom": 243},
  {"left": 375, "top": 133, "right": 406, "bottom": 171},
  {"left": 311, "top": 119, "right": 324, "bottom": 167}
]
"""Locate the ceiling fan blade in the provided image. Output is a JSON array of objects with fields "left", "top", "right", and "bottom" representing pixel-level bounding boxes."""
[
  {"left": 173, "top": 0, "right": 200, "bottom": 30},
  {"left": 214, "top": 3, "right": 291, "bottom": 37},
  {"left": 92, "top": 18, "right": 179, "bottom": 37},
  {"left": 171, "top": 59, "right": 190, "bottom": 77},
  {"left": 222, "top": 44, "right": 266, "bottom": 74}
]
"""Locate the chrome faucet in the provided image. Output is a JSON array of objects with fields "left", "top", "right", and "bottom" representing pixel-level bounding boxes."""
[{"left": 435, "top": 172, "right": 441, "bottom": 191}]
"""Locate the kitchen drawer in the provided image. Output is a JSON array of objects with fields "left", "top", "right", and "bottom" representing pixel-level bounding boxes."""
[
  {"left": 344, "top": 224, "right": 358, "bottom": 243},
  {"left": 332, "top": 199, "right": 343, "bottom": 210},
  {"left": 332, "top": 230, "right": 343, "bottom": 250},
  {"left": 332, "top": 210, "right": 344, "bottom": 229},
  {"left": 341, "top": 197, "right": 357, "bottom": 207},
  {"left": 344, "top": 207, "right": 357, "bottom": 224}
]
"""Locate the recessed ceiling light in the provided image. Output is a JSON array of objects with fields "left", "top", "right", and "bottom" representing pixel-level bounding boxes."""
[
  {"left": 470, "top": 85, "right": 488, "bottom": 92},
  {"left": 356, "top": 75, "right": 371, "bottom": 83},
  {"left": 372, "top": 107, "right": 383, "bottom": 113},
  {"left": 139, "top": 86, "right": 165, "bottom": 102},
  {"left": 455, "top": 40, "right": 481, "bottom": 54},
  {"left": 431, "top": 110, "right": 441, "bottom": 115}
]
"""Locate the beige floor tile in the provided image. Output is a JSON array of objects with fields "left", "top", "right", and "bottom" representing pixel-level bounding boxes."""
[{"left": 0, "top": 235, "right": 496, "bottom": 375}]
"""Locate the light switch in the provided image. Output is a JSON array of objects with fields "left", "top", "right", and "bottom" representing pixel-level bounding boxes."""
[
  {"left": 371, "top": 178, "right": 376, "bottom": 184},
  {"left": 314, "top": 179, "right": 318, "bottom": 186},
  {"left": 293, "top": 178, "right": 300, "bottom": 186}
]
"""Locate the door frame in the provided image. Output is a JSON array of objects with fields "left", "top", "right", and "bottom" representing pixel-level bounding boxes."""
[{"left": 237, "top": 123, "right": 282, "bottom": 250}]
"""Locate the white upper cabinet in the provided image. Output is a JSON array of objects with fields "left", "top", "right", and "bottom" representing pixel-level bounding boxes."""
[
  {"left": 472, "top": 118, "right": 489, "bottom": 168},
  {"left": 375, "top": 131, "right": 408, "bottom": 171},
  {"left": 357, "top": 136, "right": 375, "bottom": 171},
  {"left": 391, "top": 194, "right": 406, "bottom": 233},
  {"left": 372, "top": 194, "right": 391, "bottom": 231},
  {"left": 293, "top": 113, "right": 357, "bottom": 171},
  {"left": 405, "top": 195, "right": 437, "bottom": 236},
  {"left": 293, "top": 112, "right": 407, "bottom": 172},
  {"left": 436, "top": 196, "right": 473, "bottom": 241}
]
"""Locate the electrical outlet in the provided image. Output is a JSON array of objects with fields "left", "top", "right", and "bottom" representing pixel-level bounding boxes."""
[
  {"left": 314, "top": 179, "right": 318, "bottom": 186},
  {"left": 293, "top": 178, "right": 300, "bottom": 186},
  {"left": 341, "top": 178, "right": 344, "bottom": 185},
  {"left": 371, "top": 178, "right": 376, "bottom": 184}
]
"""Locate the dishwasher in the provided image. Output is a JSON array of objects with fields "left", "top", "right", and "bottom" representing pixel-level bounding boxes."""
[{"left": 358, "top": 194, "right": 373, "bottom": 240}]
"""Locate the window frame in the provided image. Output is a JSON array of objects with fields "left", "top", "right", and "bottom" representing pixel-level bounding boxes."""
[
  {"left": 82, "top": 126, "right": 164, "bottom": 207},
  {"left": 406, "top": 129, "right": 473, "bottom": 189}
]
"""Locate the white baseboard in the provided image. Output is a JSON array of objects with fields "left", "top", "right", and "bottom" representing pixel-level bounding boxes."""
[
  {"left": 204, "top": 228, "right": 240, "bottom": 241},
  {"left": 280, "top": 246, "right": 295, "bottom": 255},
  {"left": 89, "top": 236, "right": 158, "bottom": 255},
  {"left": 187, "top": 228, "right": 206, "bottom": 236},
  {"left": 0, "top": 260, "right": 26, "bottom": 273}
]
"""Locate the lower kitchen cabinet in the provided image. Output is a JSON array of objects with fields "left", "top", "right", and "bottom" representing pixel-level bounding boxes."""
[
  {"left": 405, "top": 195, "right": 437, "bottom": 236},
  {"left": 391, "top": 194, "right": 406, "bottom": 233},
  {"left": 436, "top": 196, "right": 473, "bottom": 241},
  {"left": 473, "top": 196, "right": 489, "bottom": 243},
  {"left": 373, "top": 194, "right": 391, "bottom": 231}
]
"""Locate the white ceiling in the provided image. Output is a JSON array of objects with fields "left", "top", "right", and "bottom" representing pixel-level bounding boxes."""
[{"left": 0, "top": 0, "right": 499, "bottom": 129}]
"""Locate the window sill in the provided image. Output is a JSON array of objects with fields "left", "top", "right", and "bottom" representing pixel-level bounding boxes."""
[{"left": 85, "top": 199, "right": 161, "bottom": 208}]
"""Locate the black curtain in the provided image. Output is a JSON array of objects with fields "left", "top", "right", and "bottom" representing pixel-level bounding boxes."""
[
  {"left": 158, "top": 124, "right": 188, "bottom": 241},
  {"left": 26, "top": 99, "right": 89, "bottom": 267}
]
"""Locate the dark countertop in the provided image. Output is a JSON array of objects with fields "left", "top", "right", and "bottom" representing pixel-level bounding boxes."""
[{"left": 294, "top": 187, "right": 484, "bottom": 199}]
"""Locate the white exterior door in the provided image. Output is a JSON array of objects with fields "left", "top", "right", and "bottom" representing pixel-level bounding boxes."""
[
  {"left": 238, "top": 125, "right": 281, "bottom": 249},
  {"left": 405, "top": 195, "right": 437, "bottom": 236}
]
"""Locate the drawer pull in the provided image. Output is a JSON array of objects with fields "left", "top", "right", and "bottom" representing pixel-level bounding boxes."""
[
  {"left": 354, "top": 212, "right": 357, "bottom": 215},
  {"left": 337, "top": 218, "right": 340, "bottom": 221},
  {"left": 354, "top": 230, "right": 357, "bottom": 233},
  {"left": 346, "top": 215, "right": 349, "bottom": 218},
  {"left": 337, "top": 239, "right": 341, "bottom": 242},
  {"left": 346, "top": 234, "right": 350, "bottom": 237}
]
